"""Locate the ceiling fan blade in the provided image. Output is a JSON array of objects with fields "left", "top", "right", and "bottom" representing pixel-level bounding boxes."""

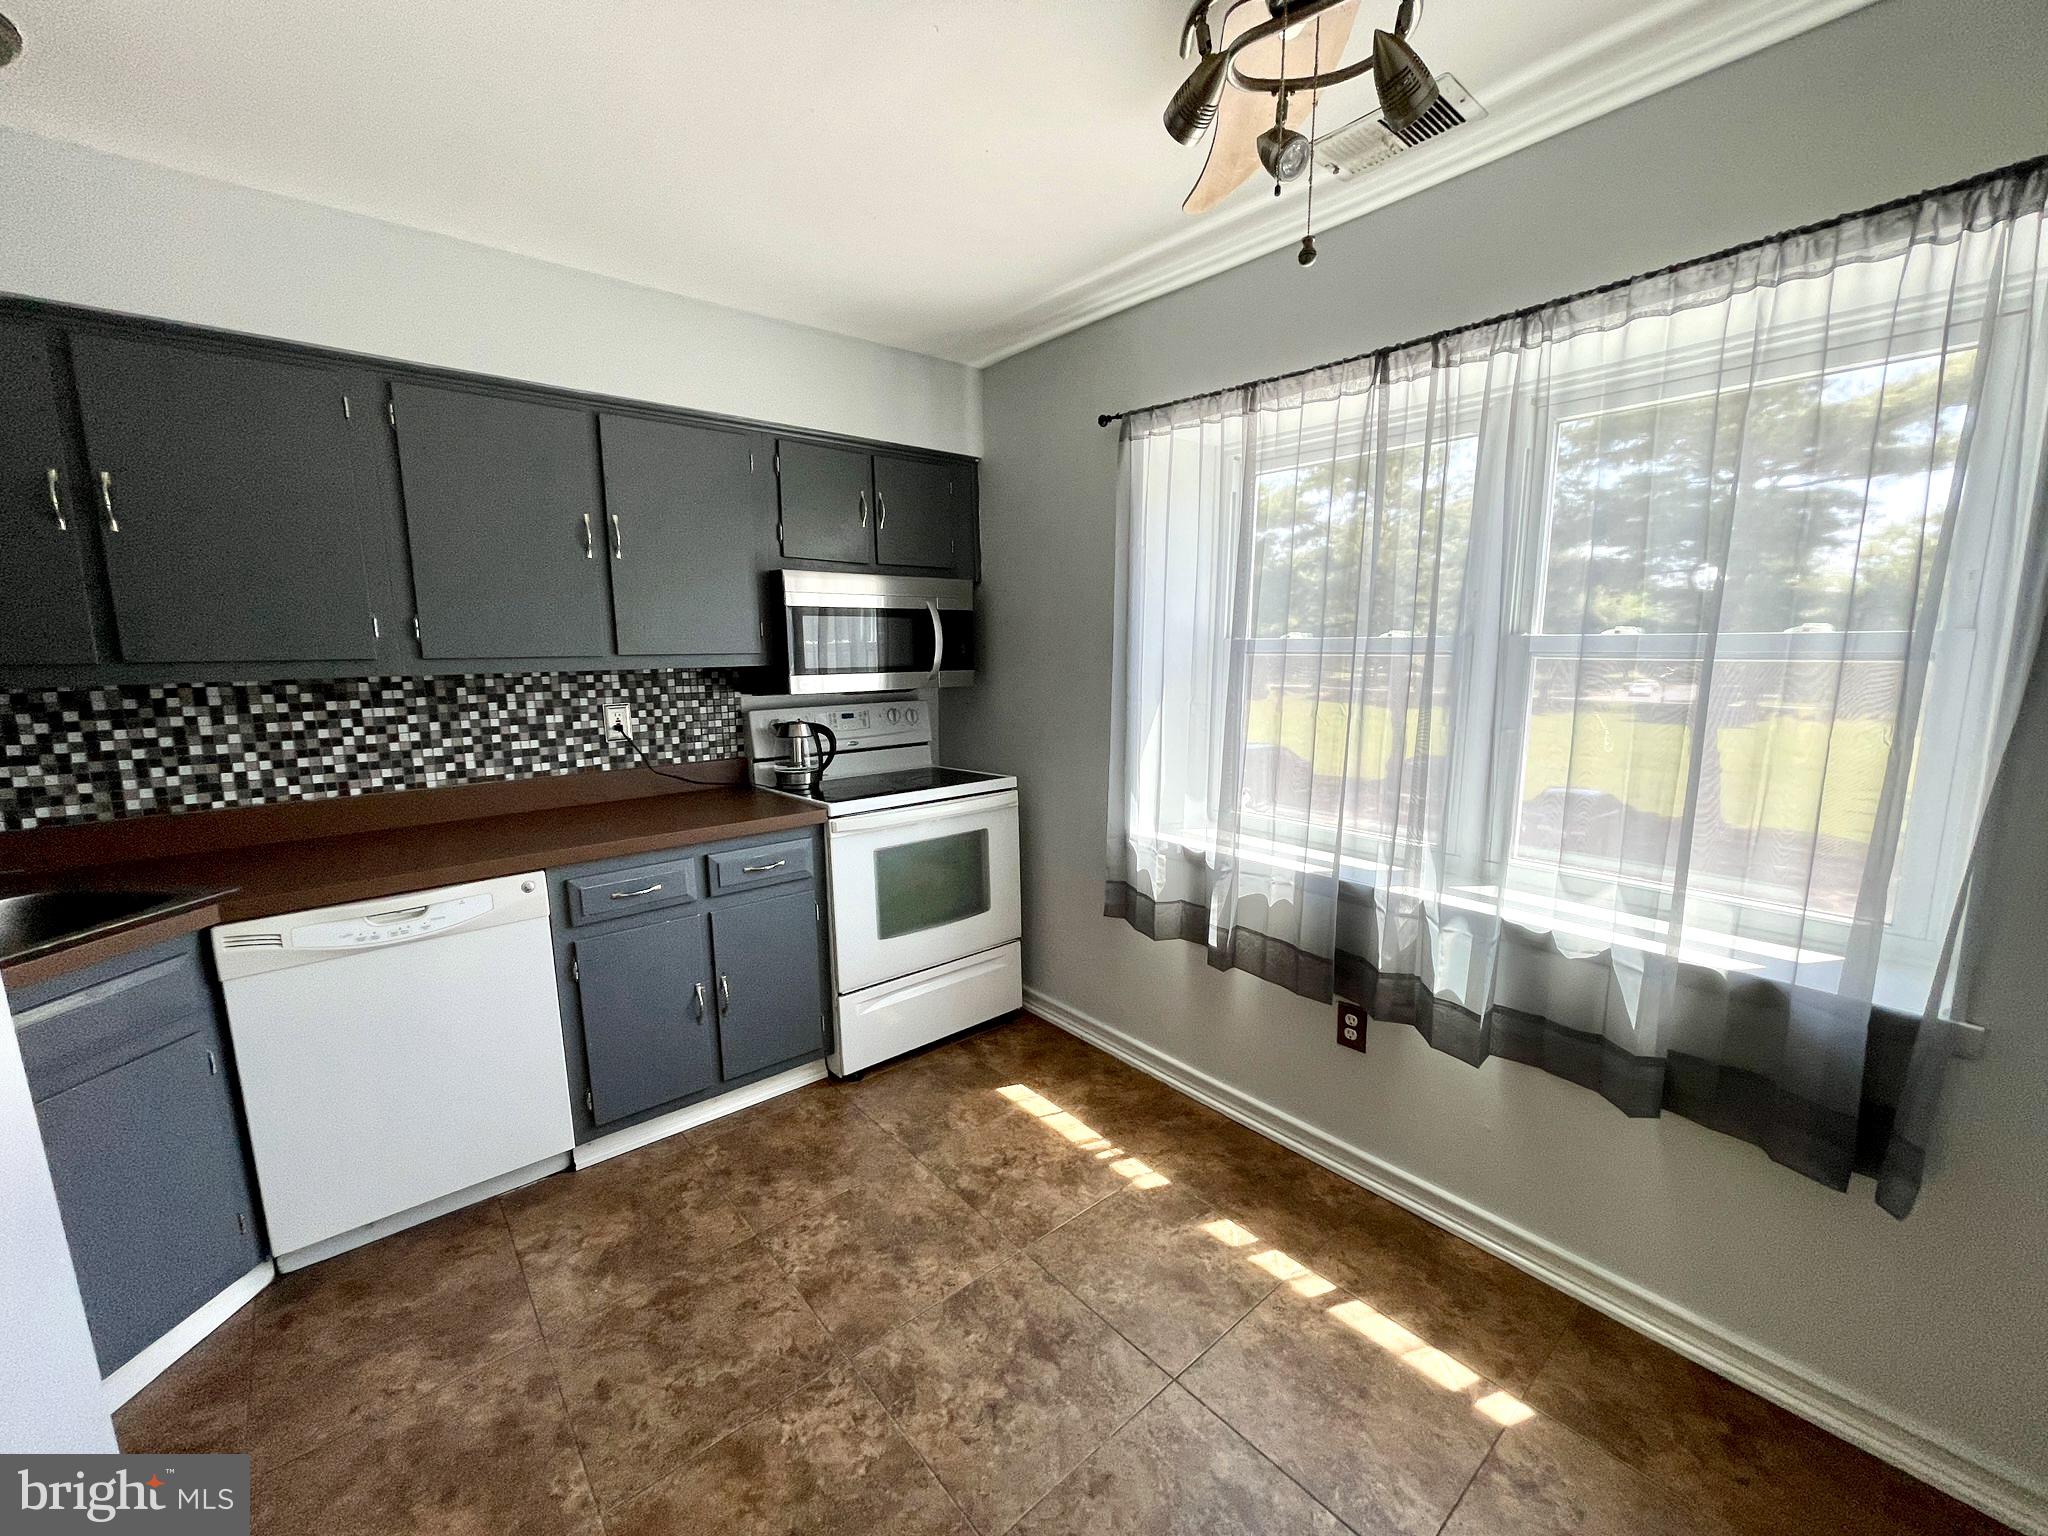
[{"left": 1183, "top": 0, "right": 1360, "bottom": 215}]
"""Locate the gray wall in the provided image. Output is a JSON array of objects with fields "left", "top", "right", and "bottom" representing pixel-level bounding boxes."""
[
  {"left": 0, "top": 127, "right": 982, "bottom": 457},
  {"left": 952, "top": 0, "right": 2048, "bottom": 1505}
]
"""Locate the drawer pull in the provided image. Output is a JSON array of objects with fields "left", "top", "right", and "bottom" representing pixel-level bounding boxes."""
[
  {"left": 609, "top": 882, "right": 665, "bottom": 899},
  {"left": 739, "top": 859, "right": 787, "bottom": 874}
]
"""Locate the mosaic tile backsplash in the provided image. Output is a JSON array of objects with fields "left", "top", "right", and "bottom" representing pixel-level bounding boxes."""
[{"left": 1, "top": 669, "right": 744, "bottom": 831}]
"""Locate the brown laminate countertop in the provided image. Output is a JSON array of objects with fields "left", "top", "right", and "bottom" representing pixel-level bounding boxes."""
[{"left": 3, "top": 783, "right": 824, "bottom": 985}]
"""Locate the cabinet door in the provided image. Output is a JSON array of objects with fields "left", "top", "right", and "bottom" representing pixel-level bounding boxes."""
[
  {"left": 599, "top": 415, "right": 771, "bottom": 658},
  {"left": 69, "top": 334, "right": 375, "bottom": 663},
  {"left": 711, "top": 889, "right": 825, "bottom": 1080},
  {"left": 873, "top": 454, "right": 960, "bottom": 571},
  {"left": 776, "top": 439, "right": 874, "bottom": 565},
  {"left": 392, "top": 383, "right": 614, "bottom": 659},
  {"left": 36, "top": 1033, "right": 262, "bottom": 1374},
  {"left": 574, "top": 913, "right": 721, "bottom": 1124},
  {"left": 0, "top": 321, "right": 99, "bottom": 664}
]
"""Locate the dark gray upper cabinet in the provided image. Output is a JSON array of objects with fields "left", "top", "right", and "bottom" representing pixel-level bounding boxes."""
[
  {"left": 873, "top": 453, "right": 961, "bottom": 571},
  {"left": 392, "top": 383, "right": 614, "bottom": 659},
  {"left": 712, "top": 889, "right": 827, "bottom": 1080},
  {"left": 599, "top": 414, "right": 771, "bottom": 659},
  {"left": 69, "top": 334, "right": 376, "bottom": 663},
  {"left": 776, "top": 438, "right": 875, "bottom": 565},
  {"left": 574, "top": 912, "right": 722, "bottom": 1125},
  {"left": 0, "top": 320, "right": 98, "bottom": 664}
]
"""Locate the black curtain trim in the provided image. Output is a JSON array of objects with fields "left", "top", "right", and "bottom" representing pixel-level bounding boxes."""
[
  {"left": 1104, "top": 882, "right": 1917, "bottom": 1194},
  {"left": 1096, "top": 152, "right": 2048, "bottom": 428}
]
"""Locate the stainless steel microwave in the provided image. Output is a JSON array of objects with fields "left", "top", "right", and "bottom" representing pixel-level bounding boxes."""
[{"left": 777, "top": 570, "right": 977, "bottom": 695}]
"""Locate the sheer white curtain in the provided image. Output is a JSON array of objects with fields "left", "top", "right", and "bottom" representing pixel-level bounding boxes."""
[{"left": 1106, "top": 166, "right": 2048, "bottom": 1212}]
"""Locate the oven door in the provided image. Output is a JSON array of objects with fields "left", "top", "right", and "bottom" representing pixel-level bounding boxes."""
[
  {"left": 827, "top": 789, "right": 1020, "bottom": 993},
  {"left": 781, "top": 571, "right": 976, "bottom": 695}
]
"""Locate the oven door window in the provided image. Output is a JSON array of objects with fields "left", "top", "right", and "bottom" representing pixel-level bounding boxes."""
[
  {"left": 791, "top": 606, "right": 939, "bottom": 677},
  {"left": 874, "top": 828, "right": 992, "bottom": 940}
]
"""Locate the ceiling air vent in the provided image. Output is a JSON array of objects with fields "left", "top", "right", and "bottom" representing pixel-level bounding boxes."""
[{"left": 1313, "top": 73, "right": 1486, "bottom": 180}]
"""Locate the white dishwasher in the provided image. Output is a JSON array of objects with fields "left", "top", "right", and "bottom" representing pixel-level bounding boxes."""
[{"left": 212, "top": 872, "right": 573, "bottom": 1270}]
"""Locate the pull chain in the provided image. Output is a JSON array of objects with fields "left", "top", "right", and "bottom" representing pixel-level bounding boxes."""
[{"left": 1300, "top": 16, "right": 1322, "bottom": 264}]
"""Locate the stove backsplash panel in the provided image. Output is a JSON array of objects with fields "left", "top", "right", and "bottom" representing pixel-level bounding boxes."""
[{"left": 0, "top": 670, "right": 744, "bottom": 831}]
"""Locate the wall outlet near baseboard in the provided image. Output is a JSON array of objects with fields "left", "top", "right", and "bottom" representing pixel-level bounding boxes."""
[
  {"left": 602, "top": 703, "right": 635, "bottom": 745},
  {"left": 1337, "top": 1001, "right": 1367, "bottom": 1054}
]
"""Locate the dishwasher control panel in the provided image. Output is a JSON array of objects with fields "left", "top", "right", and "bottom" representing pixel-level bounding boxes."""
[{"left": 290, "top": 891, "right": 494, "bottom": 950}]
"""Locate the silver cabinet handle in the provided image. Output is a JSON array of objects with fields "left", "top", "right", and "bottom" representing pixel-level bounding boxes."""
[
  {"left": 609, "top": 512, "right": 622, "bottom": 560},
  {"left": 718, "top": 974, "right": 732, "bottom": 1013},
  {"left": 692, "top": 980, "right": 708, "bottom": 1021},
  {"left": 740, "top": 859, "right": 786, "bottom": 874},
  {"left": 46, "top": 468, "right": 66, "bottom": 531},
  {"left": 926, "top": 598, "right": 944, "bottom": 682},
  {"left": 609, "top": 882, "right": 664, "bottom": 899},
  {"left": 877, "top": 491, "right": 888, "bottom": 531},
  {"left": 99, "top": 470, "right": 119, "bottom": 533},
  {"left": 858, "top": 490, "right": 869, "bottom": 528},
  {"left": 581, "top": 510, "right": 594, "bottom": 558}
]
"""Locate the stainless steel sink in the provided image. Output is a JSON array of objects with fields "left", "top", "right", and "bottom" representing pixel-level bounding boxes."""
[{"left": 0, "top": 889, "right": 220, "bottom": 970}]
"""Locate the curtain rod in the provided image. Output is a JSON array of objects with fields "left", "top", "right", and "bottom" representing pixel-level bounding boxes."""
[{"left": 1096, "top": 152, "right": 2048, "bottom": 428}]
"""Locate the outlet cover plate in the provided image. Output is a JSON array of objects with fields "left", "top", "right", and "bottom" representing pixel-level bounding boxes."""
[
  {"left": 602, "top": 703, "right": 635, "bottom": 744},
  {"left": 1336, "top": 1001, "right": 1367, "bottom": 1054}
]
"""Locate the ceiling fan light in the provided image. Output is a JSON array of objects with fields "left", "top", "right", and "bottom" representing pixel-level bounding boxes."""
[
  {"left": 1164, "top": 51, "right": 1231, "bottom": 144},
  {"left": 1370, "top": 27, "right": 1439, "bottom": 131}
]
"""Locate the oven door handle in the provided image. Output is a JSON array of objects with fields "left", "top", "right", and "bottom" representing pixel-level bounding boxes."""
[
  {"left": 827, "top": 788, "right": 1017, "bottom": 838},
  {"left": 925, "top": 599, "right": 944, "bottom": 683}
]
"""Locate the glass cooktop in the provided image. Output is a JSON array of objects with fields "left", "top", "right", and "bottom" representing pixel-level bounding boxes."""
[{"left": 808, "top": 767, "right": 1007, "bottom": 804}]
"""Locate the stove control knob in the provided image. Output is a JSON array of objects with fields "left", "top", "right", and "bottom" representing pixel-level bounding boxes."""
[
  {"left": 886, "top": 706, "right": 900, "bottom": 724},
  {"left": 906, "top": 706, "right": 920, "bottom": 725}
]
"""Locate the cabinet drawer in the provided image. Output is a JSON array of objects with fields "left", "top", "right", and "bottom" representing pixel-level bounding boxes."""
[
  {"left": 564, "top": 857, "right": 702, "bottom": 926},
  {"left": 707, "top": 839, "right": 815, "bottom": 895},
  {"left": 17, "top": 953, "right": 214, "bottom": 1101}
]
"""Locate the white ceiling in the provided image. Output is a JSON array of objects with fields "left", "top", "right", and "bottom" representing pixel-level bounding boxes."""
[{"left": 0, "top": 0, "right": 1870, "bottom": 366}]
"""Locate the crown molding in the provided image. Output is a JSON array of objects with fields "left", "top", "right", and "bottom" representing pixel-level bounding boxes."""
[{"left": 960, "top": 0, "right": 1884, "bottom": 369}]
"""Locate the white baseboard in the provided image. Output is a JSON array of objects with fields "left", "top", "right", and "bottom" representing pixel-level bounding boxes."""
[
  {"left": 102, "top": 1261, "right": 273, "bottom": 1412},
  {"left": 573, "top": 1061, "right": 828, "bottom": 1168},
  {"left": 1024, "top": 986, "right": 2047, "bottom": 1536}
]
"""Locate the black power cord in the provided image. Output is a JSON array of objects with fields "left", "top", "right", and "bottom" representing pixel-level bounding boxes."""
[{"left": 612, "top": 721, "right": 734, "bottom": 788}]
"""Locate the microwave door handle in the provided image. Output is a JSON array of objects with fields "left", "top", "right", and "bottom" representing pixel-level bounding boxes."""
[{"left": 926, "top": 599, "right": 943, "bottom": 682}]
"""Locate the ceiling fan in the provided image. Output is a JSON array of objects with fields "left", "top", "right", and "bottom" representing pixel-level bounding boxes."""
[{"left": 1164, "top": 0, "right": 1443, "bottom": 261}]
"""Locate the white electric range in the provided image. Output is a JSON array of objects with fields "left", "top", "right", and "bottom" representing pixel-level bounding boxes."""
[{"left": 745, "top": 701, "right": 1021, "bottom": 1075}]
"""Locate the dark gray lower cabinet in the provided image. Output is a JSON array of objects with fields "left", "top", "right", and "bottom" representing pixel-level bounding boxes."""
[
  {"left": 16, "top": 938, "right": 262, "bottom": 1375},
  {"left": 712, "top": 890, "right": 828, "bottom": 1080},
  {"left": 574, "top": 912, "right": 721, "bottom": 1124},
  {"left": 553, "top": 832, "right": 828, "bottom": 1138}
]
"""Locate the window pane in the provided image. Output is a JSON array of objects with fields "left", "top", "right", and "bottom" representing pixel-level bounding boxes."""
[
  {"left": 874, "top": 829, "right": 992, "bottom": 940},
  {"left": 1514, "top": 653, "right": 1907, "bottom": 917},
  {"left": 1541, "top": 351, "right": 1974, "bottom": 637}
]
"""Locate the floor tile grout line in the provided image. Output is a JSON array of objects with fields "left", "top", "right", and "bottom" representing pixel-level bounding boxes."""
[
  {"left": 784, "top": 1270, "right": 983, "bottom": 1536},
  {"left": 1176, "top": 1377, "right": 1369, "bottom": 1536},
  {"left": 495, "top": 1193, "right": 611, "bottom": 1526}
]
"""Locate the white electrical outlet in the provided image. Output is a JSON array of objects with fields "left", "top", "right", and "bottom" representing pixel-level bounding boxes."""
[{"left": 602, "top": 703, "right": 635, "bottom": 745}]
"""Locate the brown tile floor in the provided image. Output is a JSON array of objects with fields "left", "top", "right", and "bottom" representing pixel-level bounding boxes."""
[{"left": 116, "top": 1012, "right": 2015, "bottom": 1536}]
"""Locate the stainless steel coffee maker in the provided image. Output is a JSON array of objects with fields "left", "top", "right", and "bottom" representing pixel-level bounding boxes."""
[{"left": 771, "top": 718, "right": 838, "bottom": 795}]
